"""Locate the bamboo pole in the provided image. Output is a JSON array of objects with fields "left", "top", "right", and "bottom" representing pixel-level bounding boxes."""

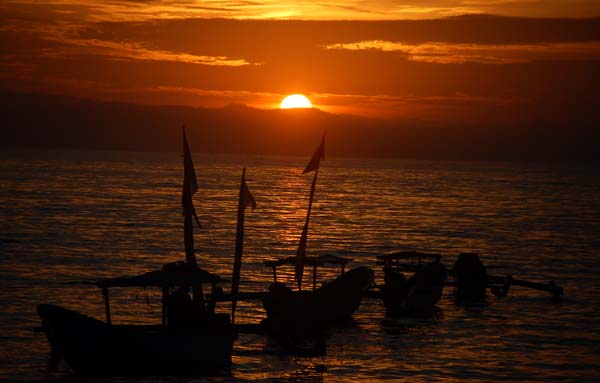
[{"left": 102, "top": 287, "right": 111, "bottom": 325}]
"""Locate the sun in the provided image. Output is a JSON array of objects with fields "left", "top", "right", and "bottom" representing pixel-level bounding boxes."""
[{"left": 280, "top": 94, "right": 312, "bottom": 109}]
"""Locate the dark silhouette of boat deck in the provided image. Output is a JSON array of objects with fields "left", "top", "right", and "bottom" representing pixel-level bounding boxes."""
[
  {"left": 262, "top": 255, "right": 373, "bottom": 329},
  {"left": 37, "top": 262, "right": 236, "bottom": 377}
]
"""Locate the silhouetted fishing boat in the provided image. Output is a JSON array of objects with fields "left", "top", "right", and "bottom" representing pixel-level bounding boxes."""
[
  {"left": 262, "top": 255, "right": 373, "bottom": 330},
  {"left": 36, "top": 128, "right": 237, "bottom": 376},
  {"left": 262, "top": 255, "right": 372, "bottom": 356},
  {"left": 37, "top": 263, "right": 235, "bottom": 376},
  {"left": 261, "top": 133, "right": 373, "bottom": 334},
  {"left": 377, "top": 251, "right": 447, "bottom": 317},
  {"left": 448, "top": 253, "right": 563, "bottom": 302}
]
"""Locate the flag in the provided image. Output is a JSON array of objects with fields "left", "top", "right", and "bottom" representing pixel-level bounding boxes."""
[
  {"left": 181, "top": 127, "right": 201, "bottom": 228},
  {"left": 302, "top": 131, "right": 326, "bottom": 174},
  {"left": 231, "top": 168, "right": 256, "bottom": 323},
  {"left": 239, "top": 169, "right": 257, "bottom": 212}
]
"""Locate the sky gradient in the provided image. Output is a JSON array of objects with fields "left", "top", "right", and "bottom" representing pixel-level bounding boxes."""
[{"left": 1, "top": 1, "right": 599, "bottom": 122}]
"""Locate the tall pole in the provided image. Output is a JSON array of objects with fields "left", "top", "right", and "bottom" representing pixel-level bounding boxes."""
[
  {"left": 231, "top": 168, "right": 256, "bottom": 323},
  {"left": 183, "top": 209, "right": 196, "bottom": 267},
  {"left": 181, "top": 127, "right": 204, "bottom": 305},
  {"left": 295, "top": 167, "right": 319, "bottom": 290},
  {"left": 182, "top": 127, "right": 199, "bottom": 267},
  {"left": 295, "top": 131, "right": 325, "bottom": 290}
]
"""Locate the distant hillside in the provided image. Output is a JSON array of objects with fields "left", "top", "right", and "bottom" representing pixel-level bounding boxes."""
[{"left": 1, "top": 92, "right": 598, "bottom": 162}]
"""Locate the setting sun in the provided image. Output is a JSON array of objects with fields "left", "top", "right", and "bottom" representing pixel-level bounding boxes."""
[{"left": 280, "top": 94, "right": 312, "bottom": 109}]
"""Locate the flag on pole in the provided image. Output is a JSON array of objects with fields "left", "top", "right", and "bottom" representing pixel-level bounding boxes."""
[
  {"left": 231, "top": 168, "right": 256, "bottom": 323},
  {"left": 302, "top": 132, "right": 326, "bottom": 174},
  {"left": 182, "top": 127, "right": 201, "bottom": 228},
  {"left": 295, "top": 131, "right": 326, "bottom": 289}
]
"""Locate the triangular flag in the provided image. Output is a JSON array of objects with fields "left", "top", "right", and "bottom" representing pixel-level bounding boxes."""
[
  {"left": 302, "top": 131, "right": 326, "bottom": 174},
  {"left": 181, "top": 127, "right": 201, "bottom": 228}
]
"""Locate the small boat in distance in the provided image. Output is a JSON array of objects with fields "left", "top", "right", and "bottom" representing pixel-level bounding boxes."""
[
  {"left": 377, "top": 251, "right": 447, "bottom": 317},
  {"left": 36, "top": 128, "right": 237, "bottom": 376},
  {"left": 448, "top": 253, "right": 562, "bottom": 302}
]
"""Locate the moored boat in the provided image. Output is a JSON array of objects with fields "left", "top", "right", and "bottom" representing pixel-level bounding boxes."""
[
  {"left": 37, "top": 128, "right": 237, "bottom": 376},
  {"left": 262, "top": 255, "right": 374, "bottom": 330},
  {"left": 37, "top": 263, "right": 235, "bottom": 376},
  {"left": 260, "top": 133, "right": 373, "bottom": 343},
  {"left": 377, "top": 251, "right": 447, "bottom": 317}
]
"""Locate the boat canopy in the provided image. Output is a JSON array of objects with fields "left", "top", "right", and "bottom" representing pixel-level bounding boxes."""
[
  {"left": 94, "top": 262, "right": 225, "bottom": 288},
  {"left": 264, "top": 254, "right": 350, "bottom": 268},
  {"left": 264, "top": 254, "right": 352, "bottom": 289}
]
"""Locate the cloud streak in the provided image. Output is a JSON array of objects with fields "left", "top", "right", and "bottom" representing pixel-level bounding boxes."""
[
  {"left": 52, "top": 37, "right": 256, "bottom": 66},
  {"left": 3, "top": 0, "right": 600, "bottom": 22},
  {"left": 324, "top": 41, "right": 600, "bottom": 64}
]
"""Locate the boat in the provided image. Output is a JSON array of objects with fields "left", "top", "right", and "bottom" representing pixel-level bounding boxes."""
[
  {"left": 377, "top": 251, "right": 447, "bottom": 317},
  {"left": 449, "top": 253, "right": 561, "bottom": 301},
  {"left": 261, "top": 254, "right": 372, "bottom": 356},
  {"left": 36, "top": 128, "right": 237, "bottom": 376},
  {"left": 37, "top": 262, "right": 235, "bottom": 376},
  {"left": 449, "top": 252, "right": 489, "bottom": 301},
  {"left": 260, "top": 133, "right": 373, "bottom": 334},
  {"left": 262, "top": 254, "right": 374, "bottom": 330}
]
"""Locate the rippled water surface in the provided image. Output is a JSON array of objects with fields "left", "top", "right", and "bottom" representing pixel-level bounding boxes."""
[{"left": 1, "top": 149, "right": 599, "bottom": 382}]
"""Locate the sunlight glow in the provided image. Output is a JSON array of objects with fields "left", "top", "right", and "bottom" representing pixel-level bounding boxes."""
[{"left": 280, "top": 94, "right": 312, "bottom": 109}]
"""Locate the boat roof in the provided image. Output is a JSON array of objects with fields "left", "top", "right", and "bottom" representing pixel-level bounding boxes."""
[
  {"left": 94, "top": 261, "right": 225, "bottom": 288},
  {"left": 376, "top": 251, "right": 441, "bottom": 262},
  {"left": 264, "top": 254, "right": 350, "bottom": 268}
]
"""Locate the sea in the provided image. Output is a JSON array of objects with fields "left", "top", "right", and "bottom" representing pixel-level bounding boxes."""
[{"left": 1, "top": 149, "right": 599, "bottom": 382}]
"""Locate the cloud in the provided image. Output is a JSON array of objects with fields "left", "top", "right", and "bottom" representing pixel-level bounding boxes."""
[
  {"left": 0, "top": 19, "right": 257, "bottom": 68},
  {"left": 3, "top": 0, "right": 600, "bottom": 23},
  {"left": 50, "top": 37, "right": 257, "bottom": 66},
  {"left": 324, "top": 41, "right": 600, "bottom": 64}
]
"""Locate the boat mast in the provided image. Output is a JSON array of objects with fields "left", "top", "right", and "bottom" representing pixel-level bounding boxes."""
[
  {"left": 181, "top": 126, "right": 204, "bottom": 304},
  {"left": 295, "top": 132, "right": 326, "bottom": 290},
  {"left": 231, "top": 168, "right": 256, "bottom": 323}
]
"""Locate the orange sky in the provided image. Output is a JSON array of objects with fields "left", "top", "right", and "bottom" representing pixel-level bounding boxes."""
[{"left": 1, "top": 1, "right": 599, "bottom": 121}]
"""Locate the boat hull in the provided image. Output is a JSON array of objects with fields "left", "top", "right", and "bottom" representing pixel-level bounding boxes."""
[
  {"left": 383, "top": 261, "right": 447, "bottom": 317},
  {"left": 37, "top": 304, "right": 236, "bottom": 377},
  {"left": 263, "top": 266, "right": 373, "bottom": 330}
]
